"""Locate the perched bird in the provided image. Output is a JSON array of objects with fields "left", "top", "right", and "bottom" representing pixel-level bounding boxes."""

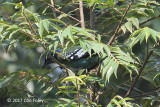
[{"left": 43, "top": 46, "right": 100, "bottom": 71}]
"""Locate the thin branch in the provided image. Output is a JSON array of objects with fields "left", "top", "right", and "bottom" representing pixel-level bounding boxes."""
[
  {"left": 131, "top": 89, "right": 160, "bottom": 98},
  {"left": 46, "top": 3, "right": 80, "bottom": 23},
  {"left": 125, "top": 40, "right": 160, "bottom": 97},
  {"left": 23, "top": 10, "right": 70, "bottom": 71},
  {"left": 79, "top": 1, "right": 85, "bottom": 28},
  {"left": 140, "top": 14, "right": 160, "bottom": 26},
  {"left": 116, "top": 14, "right": 160, "bottom": 40},
  {"left": 21, "top": 31, "right": 69, "bottom": 71},
  {"left": 20, "top": 30, "right": 40, "bottom": 43},
  {"left": 107, "top": 2, "right": 132, "bottom": 45},
  {"left": 50, "top": 0, "right": 57, "bottom": 19},
  {"left": 90, "top": 6, "right": 95, "bottom": 30},
  {"left": 23, "top": 10, "right": 37, "bottom": 35},
  {"left": 125, "top": 51, "right": 153, "bottom": 97}
]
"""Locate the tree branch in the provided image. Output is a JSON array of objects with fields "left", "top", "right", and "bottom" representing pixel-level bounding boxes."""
[
  {"left": 125, "top": 41, "right": 160, "bottom": 97},
  {"left": 131, "top": 89, "right": 160, "bottom": 98},
  {"left": 116, "top": 14, "right": 160, "bottom": 40},
  {"left": 140, "top": 14, "right": 160, "bottom": 26},
  {"left": 23, "top": 10, "right": 37, "bottom": 35},
  {"left": 125, "top": 51, "right": 153, "bottom": 97},
  {"left": 79, "top": 1, "right": 85, "bottom": 28},
  {"left": 90, "top": 6, "right": 95, "bottom": 30},
  {"left": 46, "top": 3, "right": 80, "bottom": 23},
  {"left": 107, "top": 2, "right": 132, "bottom": 45},
  {"left": 50, "top": 0, "right": 57, "bottom": 19}
]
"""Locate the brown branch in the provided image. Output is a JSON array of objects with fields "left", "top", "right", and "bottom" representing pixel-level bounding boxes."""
[
  {"left": 140, "top": 14, "right": 160, "bottom": 26},
  {"left": 116, "top": 14, "right": 160, "bottom": 40},
  {"left": 21, "top": 31, "right": 69, "bottom": 71},
  {"left": 50, "top": 0, "right": 57, "bottom": 19},
  {"left": 20, "top": 30, "right": 40, "bottom": 43},
  {"left": 125, "top": 40, "right": 160, "bottom": 97},
  {"left": 125, "top": 51, "right": 153, "bottom": 97},
  {"left": 46, "top": 3, "right": 80, "bottom": 23},
  {"left": 23, "top": 10, "right": 37, "bottom": 35},
  {"left": 79, "top": 1, "right": 85, "bottom": 28},
  {"left": 107, "top": 2, "right": 132, "bottom": 45},
  {"left": 90, "top": 6, "right": 95, "bottom": 30},
  {"left": 131, "top": 90, "right": 160, "bottom": 98},
  {"left": 22, "top": 8, "right": 70, "bottom": 71}
]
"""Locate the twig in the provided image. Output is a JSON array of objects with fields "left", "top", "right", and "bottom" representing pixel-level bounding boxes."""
[
  {"left": 46, "top": 3, "right": 80, "bottom": 23},
  {"left": 125, "top": 51, "right": 153, "bottom": 97},
  {"left": 107, "top": 2, "right": 132, "bottom": 45},
  {"left": 20, "top": 30, "right": 40, "bottom": 43},
  {"left": 79, "top": 1, "right": 85, "bottom": 28},
  {"left": 131, "top": 89, "right": 160, "bottom": 98},
  {"left": 125, "top": 41, "right": 160, "bottom": 97},
  {"left": 116, "top": 14, "right": 160, "bottom": 40},
  {"left": 90, "top": 6, "right": 95, "bottom": 30},
  {"left": 22, "top": 13, "right": 70, "bottom": 71},
  {"left": 23, "top": 10, "right": 37, "bottom": 35},
  {"left": 140, "top": 14, "right": 160, "bottom": 26},
  {"left": 50, "top": 0, "right": 57, "bottom": 19}
]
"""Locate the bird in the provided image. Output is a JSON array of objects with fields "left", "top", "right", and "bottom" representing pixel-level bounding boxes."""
[{"left": 43, "top": 45, "right": 100, "bottom": 71}]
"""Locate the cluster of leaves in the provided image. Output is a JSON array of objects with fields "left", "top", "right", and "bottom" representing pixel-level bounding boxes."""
[{"left": 0, "top": 0, "right": 160, "bottom": 106}]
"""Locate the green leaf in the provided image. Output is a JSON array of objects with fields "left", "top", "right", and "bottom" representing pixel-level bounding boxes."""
[
  {"left": 80, "top": 89, "right": 92, "bottom": 93},
  {"left": 0, "top": 23, "right": 4, "bottom": 33},
  {"left": 112, "top": 99, "right": 121, "bottom": 107},
  {"left": 124, "top": 97, "right": 134, "bottom": 101},
  {"left": 125, "top": 21, "right": 132, "bottom": 33},
  {"left": 58, "top": 14, "right": 68, "bottom": 20},
  {"left": 141, "top": 76, "right": 157, "bottom": 87},
  {"left": 43, "top": 86, "right": 53, "bottom": 93},
  {"left": 80, "top": 95, "right": 97, "bottom": 106},
  {"left": 108, "top": 0, "right": 114, "bottom": 6},
  {"left": 50, "top": 23, "right": 61, "bottom": 31},
  {"left": 0, "top": 75, "right": 14, "bottom": 88},
  {"left": 58, "top": 86, "right": 76, "bottom": 89},
  {"left": 43, "top": 20, "right": 50, "bottom": 33},
  {"left": 63, "top": 26, "right": 75, "bottom": 43},
  {"left": 97, "top": 34, "right": 101, "bottom": 42},
  {"left": 129, "top": 17, "right": 139, "bottom": 29},
  {"left": 38, "top": 21, "right": 44, "bottom": 39},
  {"left": 57, "top": 90, "right": 77, "bottom": 94},
  {"left": 57, "top": 30, "right": 64, "bottom": 46},
  {"left": 144, "top": 27, "right": 151, "bottom": 42},
  {"left": 121, "top": 25, "right": 126, "bottom": 34},
  {"left": 61, "top": 76, "right": 85, "bottom": 84},
  {"left": 48, "top": 19, "right": 67, "bottom": 26},
  {"left": 107, "top": 104, "right": 114, "bottom": 107}
]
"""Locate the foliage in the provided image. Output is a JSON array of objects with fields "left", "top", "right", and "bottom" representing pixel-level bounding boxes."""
[{"left": 0, "top": 0, "right": 160, "bottom": 106}]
